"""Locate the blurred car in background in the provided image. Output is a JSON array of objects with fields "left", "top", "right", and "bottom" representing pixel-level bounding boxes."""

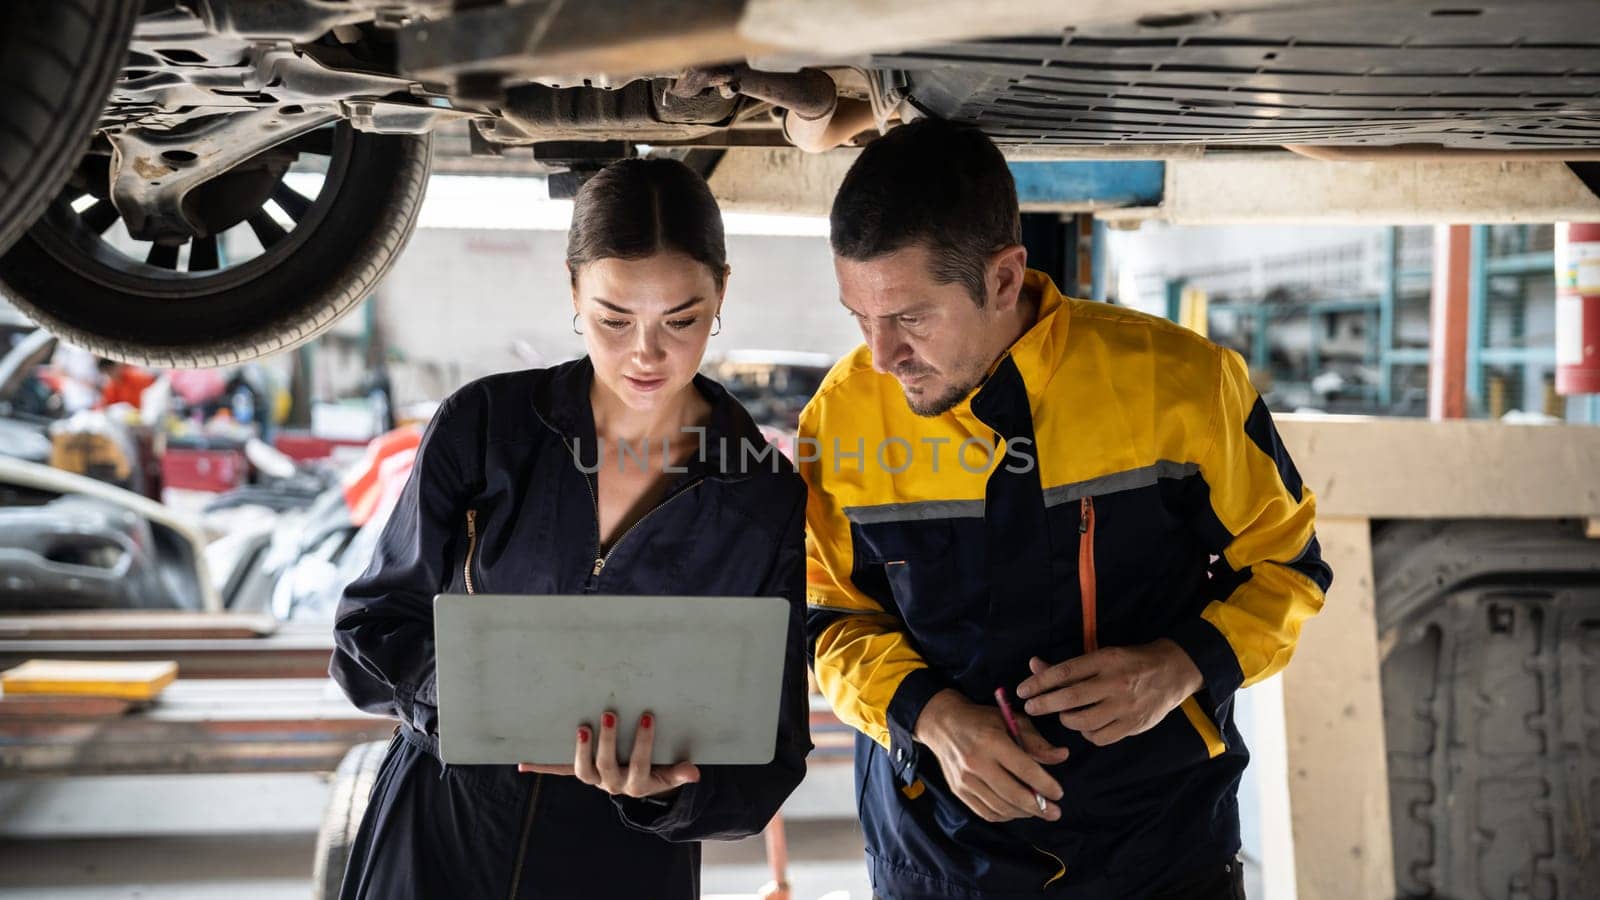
[
  {"left": 0, "top": 455, "right": 216, "bottom": 612},
  {"left": 208, "top": 424, "right": 419, "bottom": 621},
  {"left": 703, "top": 349, "right": 831, "bottom": 460},
  {"left": 0, "top": 328, "right": 62, "bottom": 465}
]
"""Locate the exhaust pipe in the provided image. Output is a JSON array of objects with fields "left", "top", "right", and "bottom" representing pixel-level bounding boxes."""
[
  {"left": 783, "top": 96, "right": 880, "bottom": 154},
  {"left": 670, "top": 65, "right": 882, "bottom": 152}
]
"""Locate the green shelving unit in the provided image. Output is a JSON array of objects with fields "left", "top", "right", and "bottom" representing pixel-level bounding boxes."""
[
  {"left": 1183, "top": 224, "right": 1562, "bottom": 418},
  {"left": 1377, "top": 224, "right": 1557, "bottom": 418}
]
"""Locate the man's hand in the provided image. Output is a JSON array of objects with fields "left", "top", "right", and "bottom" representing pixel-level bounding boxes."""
[
  {"left": 912, "top": 689, "right": 1069, "bottom": 823},
  {"left": 519, "top": 710, "right": 700, "bottom": 799},
  {"left": 1015, "top": 639, "right": 1204, "bottom": 747}
]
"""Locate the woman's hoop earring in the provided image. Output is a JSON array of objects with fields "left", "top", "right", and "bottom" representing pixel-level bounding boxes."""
[
  {"left": 572, "top": 313, "right": 583, "bottom": 335},
  {"left": 711, "top": 315, "right": 722, "bottom": 336}
]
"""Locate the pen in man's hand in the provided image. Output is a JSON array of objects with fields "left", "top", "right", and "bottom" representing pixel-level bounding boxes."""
[{"left": 993, "top": 686, "right": 1048, "bottom": 812}]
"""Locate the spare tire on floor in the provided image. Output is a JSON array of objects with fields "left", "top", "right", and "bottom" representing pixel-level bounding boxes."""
[{"left": 313, "top": 738, "right": 391, "bottom": 900}]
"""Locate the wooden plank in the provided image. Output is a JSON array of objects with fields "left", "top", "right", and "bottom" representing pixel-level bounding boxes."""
[
  {"left": 1163, "top": 157, "right": 1600, "bottom": 226},
  {"left": 0, "top": 678, "right": 393, "bottom": 776},
  {"left": 0, "top": 623, "right": 334, "bottom": 679},
  {"left": 1277, "top": 416, "right": 1600, "bottom": 519},
  {"left": 1, "top": 660, "right": 178, "bottom": 701},
  {"left": 0, "top": 774, "right": 330, "bottom": 837},
  {"left": 0, "top": 612, "right": 279, "bottom": 641},
  {"left": 1280, "top": 516, "right": 1395, "bottom": 900},
  {"left": 0, "top": 695, "right": 136, "bottom": 718}
]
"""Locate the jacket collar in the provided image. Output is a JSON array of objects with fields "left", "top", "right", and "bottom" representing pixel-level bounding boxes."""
[
  {"left": 968, "top": 269, "right": 1072, "bottom": 422},
  {"left": 529, "top": 356, "right": 766, "bottom": 482}
]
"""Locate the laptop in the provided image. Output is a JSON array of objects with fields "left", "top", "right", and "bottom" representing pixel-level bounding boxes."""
[{"left": 433, "top": 593, "right": 791, "bottom": 766}]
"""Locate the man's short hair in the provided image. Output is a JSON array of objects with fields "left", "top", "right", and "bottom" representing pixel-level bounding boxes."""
[{"left": 829, "top": 118, "right": 1021, "bottom": 306}]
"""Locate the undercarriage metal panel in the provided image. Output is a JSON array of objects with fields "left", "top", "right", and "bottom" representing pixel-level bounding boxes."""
[
  {"left": 1375, "top": 520, "right": 1600, "bottom": 899},
  {"left": 885, "top": 1, "right": 1600, "bottom": 150}
]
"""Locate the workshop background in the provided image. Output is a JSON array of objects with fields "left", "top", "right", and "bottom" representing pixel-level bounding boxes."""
[{"left": 3, "top": 2, "right": 1600, "bottom": 898}]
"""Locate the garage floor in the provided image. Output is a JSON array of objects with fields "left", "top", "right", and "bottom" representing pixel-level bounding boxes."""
[
  {"left": 0, "top": 821, "right": 875, "bottom": 900},
  {"left": 0, "top": 750, "right": 1273, "bottom": 898}
]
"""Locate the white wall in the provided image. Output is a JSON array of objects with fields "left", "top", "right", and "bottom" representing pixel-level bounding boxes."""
[
  {"left": 370, "top": 226, "right": 863, "bottom": 407},
  {"left": 1112, "top": 223, "right": 1385, "bottom": 299}
]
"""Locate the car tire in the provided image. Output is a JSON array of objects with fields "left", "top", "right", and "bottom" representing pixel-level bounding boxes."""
[
  {"left": 312, "top": 739, "right": 391, "bottom": 900},
  {"left": 0, "top": 127, "right": 431, "bottom": 368},
  {"left": 0, "top": 0, "right": 139, "bottom": 255}
]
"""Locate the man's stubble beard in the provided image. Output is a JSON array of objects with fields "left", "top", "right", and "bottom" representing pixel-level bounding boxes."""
[{"left": 902, "top": 359, "right": 990, "bottom": 418}]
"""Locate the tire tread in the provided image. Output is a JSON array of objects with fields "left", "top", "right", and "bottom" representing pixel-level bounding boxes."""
[{"left": 0, "top": 0, "right": 140, "bottom": 253}]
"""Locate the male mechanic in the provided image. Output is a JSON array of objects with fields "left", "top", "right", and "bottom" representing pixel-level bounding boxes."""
[{"left": 800, "top": 119, "right": 1331, "bottom": 899}]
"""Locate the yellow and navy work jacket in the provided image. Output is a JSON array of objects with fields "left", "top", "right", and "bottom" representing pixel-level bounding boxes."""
[{"left": 800, "top": 271, "right": 1330, "bottom": 899}]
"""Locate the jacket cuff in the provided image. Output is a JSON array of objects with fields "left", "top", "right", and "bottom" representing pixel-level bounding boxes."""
[
  {"left": 613, "top": 784, "right": 698, "bottom": 835},
  {"left": 396, "top": 679, "right": 440, "bottom": 737},
  {"left": 1168, "top": 614, "right": 1245, "bottom": 714},
  {"left": 884, "top": 667, "right": 946, "bottom": 784},
  {"left": 413, "top": 672, "right": 438, "bottom": 706}
]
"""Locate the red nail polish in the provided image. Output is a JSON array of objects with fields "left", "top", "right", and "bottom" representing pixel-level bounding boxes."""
[
  {"left": 602, "top": 712, "right": 616, "bottom": 729},
  {"left": 578, "top": 727, "right": 589, "bottom": 743},
  {"left": 640, "top": 713, "right": 653, "bottom": 729}
]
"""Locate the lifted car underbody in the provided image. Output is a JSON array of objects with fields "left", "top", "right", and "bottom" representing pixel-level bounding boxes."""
[{"left": 102, "top": 0, "right": 1600, "bottom": 226}]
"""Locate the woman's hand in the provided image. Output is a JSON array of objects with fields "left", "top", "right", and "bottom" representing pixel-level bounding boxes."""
[{"left": 519, "top": 710, "right": 700, "bottom": 799}]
